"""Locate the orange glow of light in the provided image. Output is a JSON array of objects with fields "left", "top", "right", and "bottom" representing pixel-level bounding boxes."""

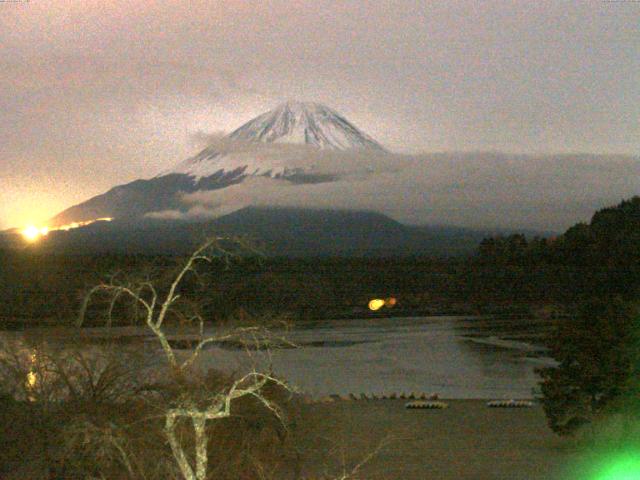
[
  {"left": 56, "top": 217, "right": 113, "bottom": 231},
  {"left": 22, "top": 225, "right": 41, "bottom": 241},
  {"left": 21, "top": 225, "right": 48, "bottom": 242},
  {"left": 26, "top": 371, "right": 37, "bottom": 388},
  {"left": 20, "top": 217, "right": 113, "bottom": 242},
  {"left": 385, "top": 297, "right": 397, "bottom": 307},
  {"left": 368, "top": 299, "right": 385, "bottom": 311}
]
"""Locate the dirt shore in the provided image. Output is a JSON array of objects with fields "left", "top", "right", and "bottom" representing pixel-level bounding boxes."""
[{"left": 297, "top": 399, "right": 582, "bottom": 480}]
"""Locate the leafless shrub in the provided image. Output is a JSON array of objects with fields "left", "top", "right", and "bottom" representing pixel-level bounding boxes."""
[
  {"left": 0, "top": 238, "right": 384, "bottom": 480},
  {"left": 0, "top": 334, "right": 155, "bottom": 479},
  {"left": 0, "top": 334, "right": 146, "bottom": 408}
]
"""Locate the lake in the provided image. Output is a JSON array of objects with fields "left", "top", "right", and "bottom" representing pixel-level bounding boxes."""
[
  {"left": 0, "top": 316, "right": 555, "bottom": 400},
  {"left": 191, "top": 315, "right": 555, "bottom": 399}
]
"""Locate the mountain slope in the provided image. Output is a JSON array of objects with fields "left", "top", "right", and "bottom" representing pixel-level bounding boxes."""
[
  {"left": 228, "top": 101, "right": 384, "bottom": 150},
  {"left": 50, "top": 171, "right": 244, "bottom": 226},
  {"left": 168, "top": 101, "right": 385, "bottom": 179},
  {"left": 50, "top": 101, "right": 384, "bottom": 226},
  {"left": 28, "top": 207, "right": 496, "bottom": 257}
]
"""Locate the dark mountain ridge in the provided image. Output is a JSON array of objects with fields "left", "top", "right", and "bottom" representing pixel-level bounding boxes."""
[{"left": 8, "top": 207, "right": 546, "bottom": 257}]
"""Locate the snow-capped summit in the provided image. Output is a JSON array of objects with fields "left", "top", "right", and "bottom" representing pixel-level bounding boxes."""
[
  {"left": 228, "top": 101, "right": 384, "bottom": 150},
  {"left": 166, "top": 101, "right": 385, "bottom": 179}
]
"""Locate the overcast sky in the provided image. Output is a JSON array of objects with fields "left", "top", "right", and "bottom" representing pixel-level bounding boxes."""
[{"left": 1, "top": 0, "right": 638, "bottom": 229}]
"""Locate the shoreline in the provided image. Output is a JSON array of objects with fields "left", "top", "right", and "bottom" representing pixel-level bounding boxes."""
[
  {"left": 0, "top": 309, "right": 551, "bottom": 332},
  {"left": 298, "top": 398, "right": 580, "bottom": 480}
]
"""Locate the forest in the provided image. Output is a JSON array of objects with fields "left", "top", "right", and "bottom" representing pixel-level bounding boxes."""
[{"left": 1, "top": 196, "right": 638, "bottom": 328}]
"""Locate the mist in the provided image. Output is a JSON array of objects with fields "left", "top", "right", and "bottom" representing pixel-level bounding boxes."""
[{"left": 148, "top": 149, "right": 640, "bottom": 232}]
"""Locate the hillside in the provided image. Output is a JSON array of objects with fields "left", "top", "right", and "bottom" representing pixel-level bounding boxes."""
[{"left": 17, "top": 208, "right": 505, "bottom": 257}]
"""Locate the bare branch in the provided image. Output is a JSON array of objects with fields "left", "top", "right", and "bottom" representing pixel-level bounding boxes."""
[
  {"left": 78, "top": 284, "right": 153, "bottom": 328},
  {"left": 165, "top": 413, "right": 197, "bottom": 480},
  {"left": 155, "top": 238, "right": 218, "bottom": 329},
  {"left": 193, "top": 416, "right": 207, "bottom": 480},
  {"left": 72, "top": 236, "right": 293, "bottom": 480}
]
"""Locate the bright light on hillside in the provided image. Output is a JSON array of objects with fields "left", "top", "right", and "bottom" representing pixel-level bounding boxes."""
[
  {"left": 22, "top": 225, "right": 48, "bottom": 242},
  {"left": 20, "top": 217, "right": 112, "bottom": 242}
]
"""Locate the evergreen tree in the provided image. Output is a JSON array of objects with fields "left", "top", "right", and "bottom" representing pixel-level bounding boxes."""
[{"left": 537, "top": 297, "right": 640, "bottom": 435}]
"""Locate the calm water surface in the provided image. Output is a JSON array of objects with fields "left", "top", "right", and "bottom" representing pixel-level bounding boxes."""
[
  {"left": 195, "top": 316, "right": 554, "bottom": 399},
  {"left": 2, "top": 316, "right": 554, "bottom": 399}
]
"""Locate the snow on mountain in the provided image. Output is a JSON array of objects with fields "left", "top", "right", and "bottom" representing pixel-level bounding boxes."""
[
  {"left": 166, "top": 101, "right": 385, "bottom": 179},
  {"left": 227, "top": 101, "right": 384, "bottom": 150},
  {"left": 49, "top": 102, "right": 387, "bottom": 226}
]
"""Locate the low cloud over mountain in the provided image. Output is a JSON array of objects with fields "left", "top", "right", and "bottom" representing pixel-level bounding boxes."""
[
  {"left": 149, "top": 150, "right": 640, "bottom": 232},
  {"left": 51, "top": 101, "right": 639, "bottom": 232}
]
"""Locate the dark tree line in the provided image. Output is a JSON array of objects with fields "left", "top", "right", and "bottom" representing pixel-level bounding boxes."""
[
  {"left": 2, "top": 197, "right": 639, "bottom": 328},
  {"left": 475, "top": 196, "right": 640, "bottom": 303},
  {"left": 537, "top": 298, "right": 640, "bottom": 435},
  {"left": 510, "top": 196, "right": 640, "bottom": 436}
]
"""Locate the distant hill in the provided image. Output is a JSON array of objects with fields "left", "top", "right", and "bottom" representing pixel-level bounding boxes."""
[
  {"left": 3, "top": 207, "right": 550, "bottom": 257},
  {"left": 478, "top": 196, "right": 640, "bottom": 265}
]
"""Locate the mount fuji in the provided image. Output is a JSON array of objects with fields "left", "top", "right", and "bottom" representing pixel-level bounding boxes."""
[
  {"left": 32, "top": 102, "right": 510, "bottom": 256},
  {"left": 169, "top": 101, "right": 385, "bottom": 179},
  {"left": 50, "top": 101, "right": 386, "bottom": 226}
]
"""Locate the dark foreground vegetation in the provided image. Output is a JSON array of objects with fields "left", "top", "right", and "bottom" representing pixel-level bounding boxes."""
[
  {"left": 0, "top": 197, "right": 639, "bottom": 478},
  {"left": 0, "top": 242, "right": 353, "bottom": 480},
  {"left": 0, "top": 345, "right": 577, "bottom": 480},
  {"left": 528, "top": 197, "right": 640, "bottom": 440},
  {"left": 0, "top": 340, "right": 303, "bottom": 480},
  {"left": 538, "top": 298, "right": 640, "bottom": 435}
]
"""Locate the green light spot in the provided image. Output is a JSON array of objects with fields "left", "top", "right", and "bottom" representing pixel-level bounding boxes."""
[{"left": 595, "top": 453, "right": 640, "bottom": 480}]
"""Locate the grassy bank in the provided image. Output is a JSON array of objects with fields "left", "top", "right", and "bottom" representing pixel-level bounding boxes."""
[{"left": 296, "top": 399, "right": 582, "bottom": 480}]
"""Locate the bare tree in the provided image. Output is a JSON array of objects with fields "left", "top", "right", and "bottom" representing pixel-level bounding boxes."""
[{"left": 78, "top": 238, "right": 294, "bottom": 480}]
